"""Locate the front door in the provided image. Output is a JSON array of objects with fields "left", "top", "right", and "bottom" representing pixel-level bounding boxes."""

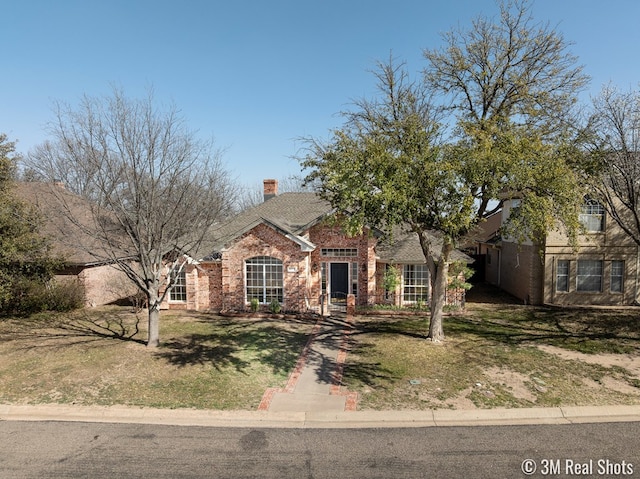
[{"left": 329, "top": 262, "right": 349, "bottom": 305}]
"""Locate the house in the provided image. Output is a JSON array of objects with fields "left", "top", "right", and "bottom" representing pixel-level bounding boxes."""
[
  {"left": 162, "top": 179, "right": 471, "bottom": 313},
  {"left": 475, "top": 197, "right": 640, "bottom": 306},
  {"left": 463, "top": 210, "right": 502, "bottom": 286},
  {"left": 14, "top": 182, "right": 137, "bottom": 307}
]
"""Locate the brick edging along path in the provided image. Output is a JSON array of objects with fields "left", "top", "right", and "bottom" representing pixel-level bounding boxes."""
[{"left": 257, "top": 316, "right": 358, "bottom": 412}]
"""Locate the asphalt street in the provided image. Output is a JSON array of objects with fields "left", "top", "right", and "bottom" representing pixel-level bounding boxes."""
[{"left": 2, "top": 420, "right": 639, "bottom": 478}]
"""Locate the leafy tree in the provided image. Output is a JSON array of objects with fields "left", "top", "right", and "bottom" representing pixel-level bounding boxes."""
[
  {"left": 301, "top": 0, "right": 588, "bottom": 341},
  {"left": 585, "top": 85, "right": 640, "bottom": 246},
  {"left": 26, "top": 88, "right": 236, "bottom": 347},
  {"left": 0, "top": 134, "right": 59, "bottom": 313}
]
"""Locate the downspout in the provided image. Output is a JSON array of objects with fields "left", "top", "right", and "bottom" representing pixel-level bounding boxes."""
[
  {"left": 550, "top": 256, "right": 555, "bottom": 306},
  {"left": 497, "top": 247, "right": 501, "bottom": 287},
  {"left": 633, "top": 245, "right": 640, "bottom": 305}
]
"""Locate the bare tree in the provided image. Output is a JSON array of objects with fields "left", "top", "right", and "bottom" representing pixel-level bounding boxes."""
[
  {"left": 586, "top": 85, "right": 640, "bottom": 246},
  {"left": 24, "top": 140, "right": 101, "bottom": 200},
  {"left": 26, "top": 88, "right": 236, "bottom": 347}
]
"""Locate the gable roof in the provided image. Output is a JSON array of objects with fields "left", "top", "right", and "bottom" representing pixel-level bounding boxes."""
[
  {"left": 195, "top": 191, "right": 472, "bottom": 265},
  {"left": 194, "top": 192, "right": 333, "bottom": 260}
]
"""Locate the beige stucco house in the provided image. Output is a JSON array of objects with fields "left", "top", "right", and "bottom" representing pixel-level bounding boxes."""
[{"left": 476, "top": 197, "right": 640, "bottom": 306}]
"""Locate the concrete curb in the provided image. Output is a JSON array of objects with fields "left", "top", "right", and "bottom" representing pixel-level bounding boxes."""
[{"left": 2, "top": 404, "right": 640, "bottom": 429}]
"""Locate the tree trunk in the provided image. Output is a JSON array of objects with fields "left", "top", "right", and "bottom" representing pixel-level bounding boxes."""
[
  {"left": 427, "top": 241, "right": 453, "bottom": 342},
  {"left": 427, "top": 261, "right": 447, "bottom": 342},
  {"left": 146, "top": 289, "right": 160, "bottom": 348}
]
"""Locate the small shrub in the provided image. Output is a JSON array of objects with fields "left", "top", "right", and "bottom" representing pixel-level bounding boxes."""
[
  {"left": 382, "top": 265, "right": 400, "bottom": 293},
  {"left": 1, "top": 278, "right": 84, "bottom": 316},
  {"left": 448, "top": 261, "right": 474, "bottom": 291},
  {"left": 414, "top": 299, "right": 428, "bottom": 311},
  {"left": 269, "top": 299, "right": 281, "bottom": 314},
  {"left": 45, "top": 279, "right": 85, "bottom": 312},
  {"left": 250, "top": 297, "right": 259, "bottom": 312}
]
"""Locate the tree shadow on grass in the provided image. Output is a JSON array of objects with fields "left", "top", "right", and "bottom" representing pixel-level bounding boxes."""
[
  {"left": 446, "top": 306, "right": 640, "bottom": 354},
  {"left": 156, "top": 318, "right": 314, "bottom": 375},
  {"left": 307, "top": 315, "right": 399, "bottom": 388},
  {"left": 351, "top": 315, "right": 430, "bottom": 340},
  {"left": 339, "top": 306, "right": 640, "bottom": 392},
  {"left": 55, "top": 310, "right": 146, "bottom": 344},
  {"left": 340, "top": 341, "right": 397, "bottom": 389},
  {"left": 1, "top": 309, "right": 147, "bottom": 349}
]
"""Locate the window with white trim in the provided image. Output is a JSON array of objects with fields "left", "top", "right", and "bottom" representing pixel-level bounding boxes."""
[
  {"left": 169, "top": 269, "right": 187, "bottom": 302},
  {"left": 321, "top": 262, "right": 327, "bottom": 295},
  {"left": 245, "top": 256, "right": 283, "bottom": 304},
  {"left": 321, "top": 248, "right": 358, "bottom": 257},
  {"left": 579, "top": 199, "right": 605, "bottom": 232},
  {"left": 576, "top": 260, "right": 603, "bottom": 292},
  {"left": 402, "top": 264, "right": 429, "bottom": 303},
  {"left": 611, "top": 260, "right": 624, "bottom": 293},
  {"left": 351, "top": 262, "right": 358, "bottom": 296},
  {"left": 556, "top": 260, "right": 569, "bottom": 292}
]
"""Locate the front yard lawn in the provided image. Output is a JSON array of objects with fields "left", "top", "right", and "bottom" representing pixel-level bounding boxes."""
[
  {"left": 1, "top": 302, "right": 639, "bottom": 411},
  {"left": 344, "top": 303, "right": 640, "bottom": 410},
  {"left": 0, "top": 308, "right": 314, "bottom": 410}
]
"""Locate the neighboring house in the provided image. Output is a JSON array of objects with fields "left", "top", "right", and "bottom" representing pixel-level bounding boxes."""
[
  {"left": 475, "top": 197, "right": 640, "bottom": 306},
  {"left": 463, "top": 210, "right": 503, "bottom": 286},
  {"left": 14, "top": 182, "right": 136, "bottom": 307},
  {"left": 161, "top": 179, "right": 471, "bottom": 313}
]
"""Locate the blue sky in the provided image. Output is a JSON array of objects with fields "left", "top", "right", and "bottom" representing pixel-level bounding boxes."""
[{"left": 3, "top": 1, "right": 639, "bottom": 190}]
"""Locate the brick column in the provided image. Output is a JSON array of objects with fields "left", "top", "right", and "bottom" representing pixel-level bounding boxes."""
[{"left": 346, "top": 294, "right": 356, "bottom": 316}]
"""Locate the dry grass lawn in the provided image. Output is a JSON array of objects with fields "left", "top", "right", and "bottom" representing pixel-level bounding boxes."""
[
  {"left": 1, "top": 298, "right": 639, "bottom": 412},
  {"left": 344, "top": 302, "right": 640, "bottom": 410},
  {"left": 0, "top": 307, "right": 314, "bottom": 410}
]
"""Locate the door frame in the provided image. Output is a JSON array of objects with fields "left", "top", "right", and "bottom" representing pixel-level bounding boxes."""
[{"left": 328, "top": 262, "right": 350, "bottom": 305}]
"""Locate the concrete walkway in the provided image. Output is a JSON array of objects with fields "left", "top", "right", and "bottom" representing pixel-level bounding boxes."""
[
  {"left": 258, "top": 314, "right": 358, "bottom": 414},
  {"left": 2, "top": 312, "right": 640, "bottom": 428}
]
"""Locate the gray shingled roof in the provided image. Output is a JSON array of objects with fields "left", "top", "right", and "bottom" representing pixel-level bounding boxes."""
[
  {"left": 17, "top": 184, "right": 472, "bottom": 266},
  {"left": 14, "top": 182, "right": 124, "bottom": 265},
  {"left": 194, "top": 192, "right": 334, "bottom": 260},
  {"left": 376, "top": 227, "right": 472, "bottom": 264},
  {"left": 195, "top": 192, "right": 472, "bottom": 265}
]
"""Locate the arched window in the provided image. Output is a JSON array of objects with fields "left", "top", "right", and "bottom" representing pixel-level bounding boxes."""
[{"left": 245, "top": 256, "right": 283, "bottom": 304}]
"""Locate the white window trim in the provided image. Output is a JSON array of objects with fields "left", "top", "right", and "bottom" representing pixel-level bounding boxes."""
[
  {"left": 244, "top": 256, "right": 284, "bottom": 305},
  {"left": 169, "top": 269, "right": 187, "bottom": 302},
  {"left": 556, "top": 259, "right": 569, "bottom": 293},
  {"left": 579, "top": 199, "right": 605, "bottom": 233},
  {"left": 401, "top": 264, "right": 430, "bottom": 304},
  {"left": 610, "top": 260, "right": 624, "bottom": 294},
  {"left": 576, "top": 259, "right": 603, "bottom": 293}
]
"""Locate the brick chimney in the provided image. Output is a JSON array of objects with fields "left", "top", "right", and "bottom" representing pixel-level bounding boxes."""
[{"left": 263, "top": 179, "right": 278, "bottom": 202}]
